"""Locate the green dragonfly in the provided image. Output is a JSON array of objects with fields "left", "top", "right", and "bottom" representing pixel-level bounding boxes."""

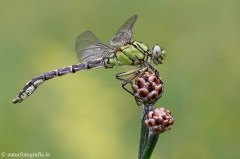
[{"left": 12, "top": 15, "right": 166, "bottom": 104}]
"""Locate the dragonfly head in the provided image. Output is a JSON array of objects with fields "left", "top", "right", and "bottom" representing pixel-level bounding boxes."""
[{"left": 151, "top": 44, "right": 166, "bottom": 65}]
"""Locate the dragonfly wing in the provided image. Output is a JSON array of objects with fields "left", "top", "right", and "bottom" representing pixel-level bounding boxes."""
[
  {"left": 75, "top": 31, "right": 115, "bottom": 63},
  {"left": 110, "top": 15, "right": 138, "bottom": 47}
]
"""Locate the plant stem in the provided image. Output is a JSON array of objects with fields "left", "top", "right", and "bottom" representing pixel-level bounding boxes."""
[
  {"left": 141, "top": 132, "right": 159, "bottom": 159},
  {"left": 137, "top": 104, "right": 153, "bottom": 159}
]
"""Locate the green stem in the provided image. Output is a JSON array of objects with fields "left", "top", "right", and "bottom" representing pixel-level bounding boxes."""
[
  {"left": 141, "top": 132, "right": 159, "bottom": 159},
  {"left": 137, "top": 105, "right": 153, "bottom": 159}
]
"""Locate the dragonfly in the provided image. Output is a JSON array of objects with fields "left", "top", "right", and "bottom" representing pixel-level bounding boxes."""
[{"left": 12, "top": 15, "right": 166, "bottom": 104}]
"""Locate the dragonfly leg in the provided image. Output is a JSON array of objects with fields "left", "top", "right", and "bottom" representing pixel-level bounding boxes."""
[
  {"left": 135, "top": 97, "right": 142, "bottom": 106},
  {"left": 116, "top": 67, "right": 148, "bottom": 95},
  {"left": 122, "top": 74, "right": 137, "bottom": 95},
  {"left": 116, "top": 70, "right": 138, "bottom": 95},
  {"left": 116, "top": 67, "right": 148, "bottom": 81},
  {"left": 116, "top": 69, "right": 137, "bottom": 81},
  {"left": 135, "top": 67, "right": 151, "bottom": 83},
  {"left": 147, "top": 63, "right": 160, "bottom": 79}
]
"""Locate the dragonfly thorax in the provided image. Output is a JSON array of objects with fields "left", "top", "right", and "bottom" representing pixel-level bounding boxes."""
[{"left": 110, "top": 41, "right": 148, "bottom": 66}]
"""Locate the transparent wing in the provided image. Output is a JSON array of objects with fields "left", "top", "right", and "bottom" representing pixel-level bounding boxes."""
[
  {"left": 75, "top": 31, "right": 115, "bottom": 63},
  {"left": 110, "top": 15, "right": 138, "bottom": 47}
]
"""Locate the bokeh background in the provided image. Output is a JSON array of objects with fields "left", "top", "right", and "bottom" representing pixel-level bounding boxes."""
[{"left": 1, "top": 0, "right": 239, "bottom": 159}]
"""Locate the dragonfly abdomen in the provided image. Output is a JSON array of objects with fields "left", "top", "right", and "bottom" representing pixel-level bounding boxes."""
[{"left": 12, "top": 59, "right": 103, "bottom": 104}]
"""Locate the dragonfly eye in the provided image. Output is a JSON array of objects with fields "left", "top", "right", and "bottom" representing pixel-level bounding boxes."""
[
  {"left": 152, "top": 44, "right": 162, "bottom": 59},
  {"left": 152, "top": 44, "right": 166, "bottom": 65}
]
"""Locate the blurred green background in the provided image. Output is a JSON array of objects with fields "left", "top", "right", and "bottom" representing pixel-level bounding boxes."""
[{"left": 1, "top": 0, "right": 239, "bottom": 159}]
